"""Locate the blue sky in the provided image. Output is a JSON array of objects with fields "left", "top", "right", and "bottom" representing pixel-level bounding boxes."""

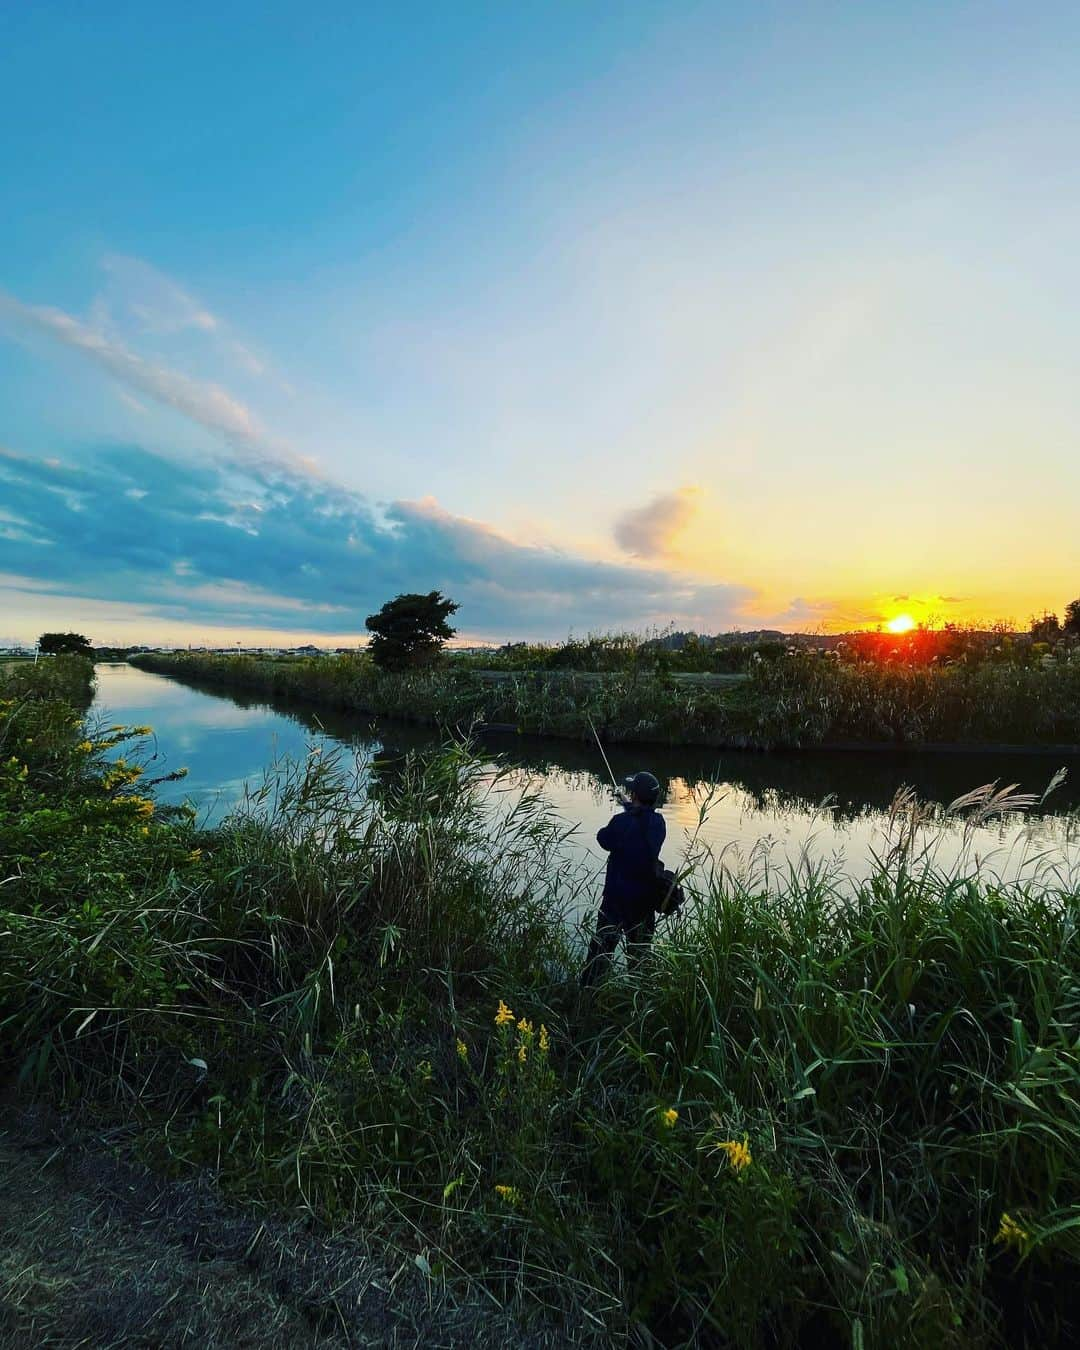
[{"left": 3, "top": 2, "right": 1079, "bottom": 643}]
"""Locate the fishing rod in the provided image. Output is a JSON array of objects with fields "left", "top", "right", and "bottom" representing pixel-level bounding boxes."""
[{"left": 586, "top": 714, "right": 622, "bottom": 798}]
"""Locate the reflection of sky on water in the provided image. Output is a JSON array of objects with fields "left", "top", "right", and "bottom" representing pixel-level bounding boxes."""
[
  {"left": 95, "top": 665, "right": 1079, "bottom": 890},
  {"left": 489, "top": 764, "right": 1079, "bottom": 892}
]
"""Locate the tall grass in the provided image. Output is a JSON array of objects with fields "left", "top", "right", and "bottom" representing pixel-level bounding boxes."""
[
  {"left": 0, "top": 652, "right": 94, "bottom": 704},
  {"left": 750, "top": 654, "right": 1080, "bottom": 747},
  {"left": 3, "top": 664, "right": 1079, "bottom": 1346},
  {"left": 130, "top": 650, "right": 759, "bottom": 746},
  {"left": 131, "top": 648, "right": 1080, "bottom": 751}
]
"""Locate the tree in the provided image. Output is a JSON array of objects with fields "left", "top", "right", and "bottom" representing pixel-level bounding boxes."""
[
  {"left": 1065, "top": 599, "right": 1080, "bottom": 637},
  {"left": 1030, "top": 611, "right": 1061, "bottom": 643},
  {"left": 364, "top": 592, "right": 459, "bottom": 670},
  {"left": 38, "top": 631, "right": 93, "bottom": 656}
]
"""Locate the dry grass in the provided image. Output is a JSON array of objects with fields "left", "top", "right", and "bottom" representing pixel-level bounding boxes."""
[{"left": 0, "top": 1101, "right": 563, "bottom": 1349}]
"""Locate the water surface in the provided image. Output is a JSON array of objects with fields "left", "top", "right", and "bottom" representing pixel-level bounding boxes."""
[{"left": 94, "top": 663, "right": 1080, "bottom": 891}]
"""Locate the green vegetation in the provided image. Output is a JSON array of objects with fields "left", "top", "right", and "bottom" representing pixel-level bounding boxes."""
[
  {"left": 366, "top": 589, "right": 460, "bottom": 669},
  {"left": 1, "top": 651, "right": 95, "bottom": 704},
  {"left": 3, "top": 662, "right": 1080, "bottom": 1345},
  {"left": 455, "top": 630, "right": 787, "bottom": 674},
  {"left": 37, "top": 630, "right": 94, "bottom": 657},
  {"left": 130, "top": 644, "right": 1080, "bottom": 749},
  {"left": 1038, "top": 598, "right": 1080, "bottom": 641},
  {"left": 458, "top": 616, "right": 1080, "bottom": 674}
]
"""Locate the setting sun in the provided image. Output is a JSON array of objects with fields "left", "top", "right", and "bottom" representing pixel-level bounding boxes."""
[{"left": 886, "top": 614, "right": 917, "bottom": 634}]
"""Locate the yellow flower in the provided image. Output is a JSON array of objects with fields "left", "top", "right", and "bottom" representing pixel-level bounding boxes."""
[
  {"left": 994, "top": 1212, "right": 1029, "bottom": 1250},
  {"left": 495, "top": 999, "right": 515, "bottom": 1027},
  {"left": 714, "top": 1136, "right": 752, "bottom": 1171},
  {"left": 516, "top": 1017, "right": 533, "bottom": 1034},
  {"left": 75, "top": 740, "right": 93, "bottom": 753},
  {"left": 140, "top": 826, "right": 149, "bottom": 836},
  {"left": 186, "top": 848, "right": 202, "bottom": 863},
  {"left": 538, "top": 1024, "right": 550, "bottom": 1054},
  {"left": 456, "top": 1038, "right": 469, "bottom": 1062},
  {"left": 517, "top": 1043, "right": 527, "bottom": 1064},
  {"left": 662, "top": 1107, "right": 679, "bottom": 1129},
  {"left": 494, "top": 1184, "right": 522, "bottom": 1206}
]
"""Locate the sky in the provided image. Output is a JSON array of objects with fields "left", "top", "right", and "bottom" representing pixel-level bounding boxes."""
[{"left": 2, "top": 1, "right": 1079, "bottom": 646}]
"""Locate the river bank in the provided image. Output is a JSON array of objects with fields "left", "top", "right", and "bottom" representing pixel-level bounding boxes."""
[
  {"left": 3, "top": 659, "right": 1080, "bottom": 1344},
  {"left": 129, "top": 650, "right": 1080, "bottom": 753}
]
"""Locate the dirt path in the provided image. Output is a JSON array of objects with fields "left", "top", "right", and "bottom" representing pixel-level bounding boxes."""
[{"left": 0, "top": 1103, "right": 554, "bottom": 1349}]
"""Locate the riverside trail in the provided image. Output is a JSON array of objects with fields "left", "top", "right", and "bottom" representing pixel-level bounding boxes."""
[{"left": 0, "top": 1101, "right": 555, "bottom": 1349}]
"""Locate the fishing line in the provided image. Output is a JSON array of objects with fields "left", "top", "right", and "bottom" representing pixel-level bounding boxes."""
[{"left": 586, "top": 714, "right": 620, "bottom": 796}]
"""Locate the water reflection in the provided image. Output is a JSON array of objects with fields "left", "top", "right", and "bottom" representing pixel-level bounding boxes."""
[{"left": 93, "top": 663, "right": 1079, "bottom": 888}]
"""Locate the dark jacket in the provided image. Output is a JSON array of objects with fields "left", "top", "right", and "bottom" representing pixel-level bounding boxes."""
[{"left": 596, "top": 803, "right": 666, "bottom": 923}]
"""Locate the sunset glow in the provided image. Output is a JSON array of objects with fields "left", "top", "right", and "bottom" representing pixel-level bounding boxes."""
[{"left": 1, "top": 5, "right": 1079, "bottom": 644}]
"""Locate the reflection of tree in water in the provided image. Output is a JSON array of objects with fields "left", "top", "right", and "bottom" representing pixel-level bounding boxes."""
[
  {"left": 364, "top": 740, "right": 459, "bottom": 821},
  {"left": 483, "top": 733, "right": 1078, "bottom": 823},
  {"left": 363, "top": 746, "right": 407, "bottom": 813},
  {"left": 364, "top": 737, "right": 497, "bottom": 824}
]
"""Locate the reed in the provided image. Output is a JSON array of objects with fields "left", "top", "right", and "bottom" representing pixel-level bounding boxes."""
[{"left": 130, "top": 648, "right": 1080, "bottom": 751}]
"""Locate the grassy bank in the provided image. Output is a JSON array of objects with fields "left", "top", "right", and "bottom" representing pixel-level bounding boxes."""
[
  {"left": 3, "top": 662, "right": 1080, "bottom": 1345},
  {"left": 129, "top": 649, "right": 1080, "bottom": 750},
  {"left": 1, "top": 651, "right": 95, "bottom": 705}
]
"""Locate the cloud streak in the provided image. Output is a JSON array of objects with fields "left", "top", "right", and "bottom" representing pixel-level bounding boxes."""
[
  {"left": 99, "top": 254, "right": 267, "bottom": 376},
  {"left": 100, "top": 254, "right": 220, "bottom": 336},
  {"left": 0, "top": 284, "right": 300, "bottom": 475},
  {"left": 1, "top": 290, "right": 262, "bottom": 439}
]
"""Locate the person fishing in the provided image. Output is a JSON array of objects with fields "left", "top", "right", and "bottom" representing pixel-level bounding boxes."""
[{"left": 580, "top": 769, "right": 666, "bottom": 987}]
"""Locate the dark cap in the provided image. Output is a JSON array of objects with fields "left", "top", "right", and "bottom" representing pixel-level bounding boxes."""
[{"left": 622, "top": 770, "right": 660, "bottom": 805}]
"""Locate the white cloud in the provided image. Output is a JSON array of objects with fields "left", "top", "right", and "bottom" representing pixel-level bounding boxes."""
[
  {"left": 613, "top": 486, "right": 701, "bottom": 559},
  {"left": 0, "top": 289, "right": 308, "bottom": 477}
]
